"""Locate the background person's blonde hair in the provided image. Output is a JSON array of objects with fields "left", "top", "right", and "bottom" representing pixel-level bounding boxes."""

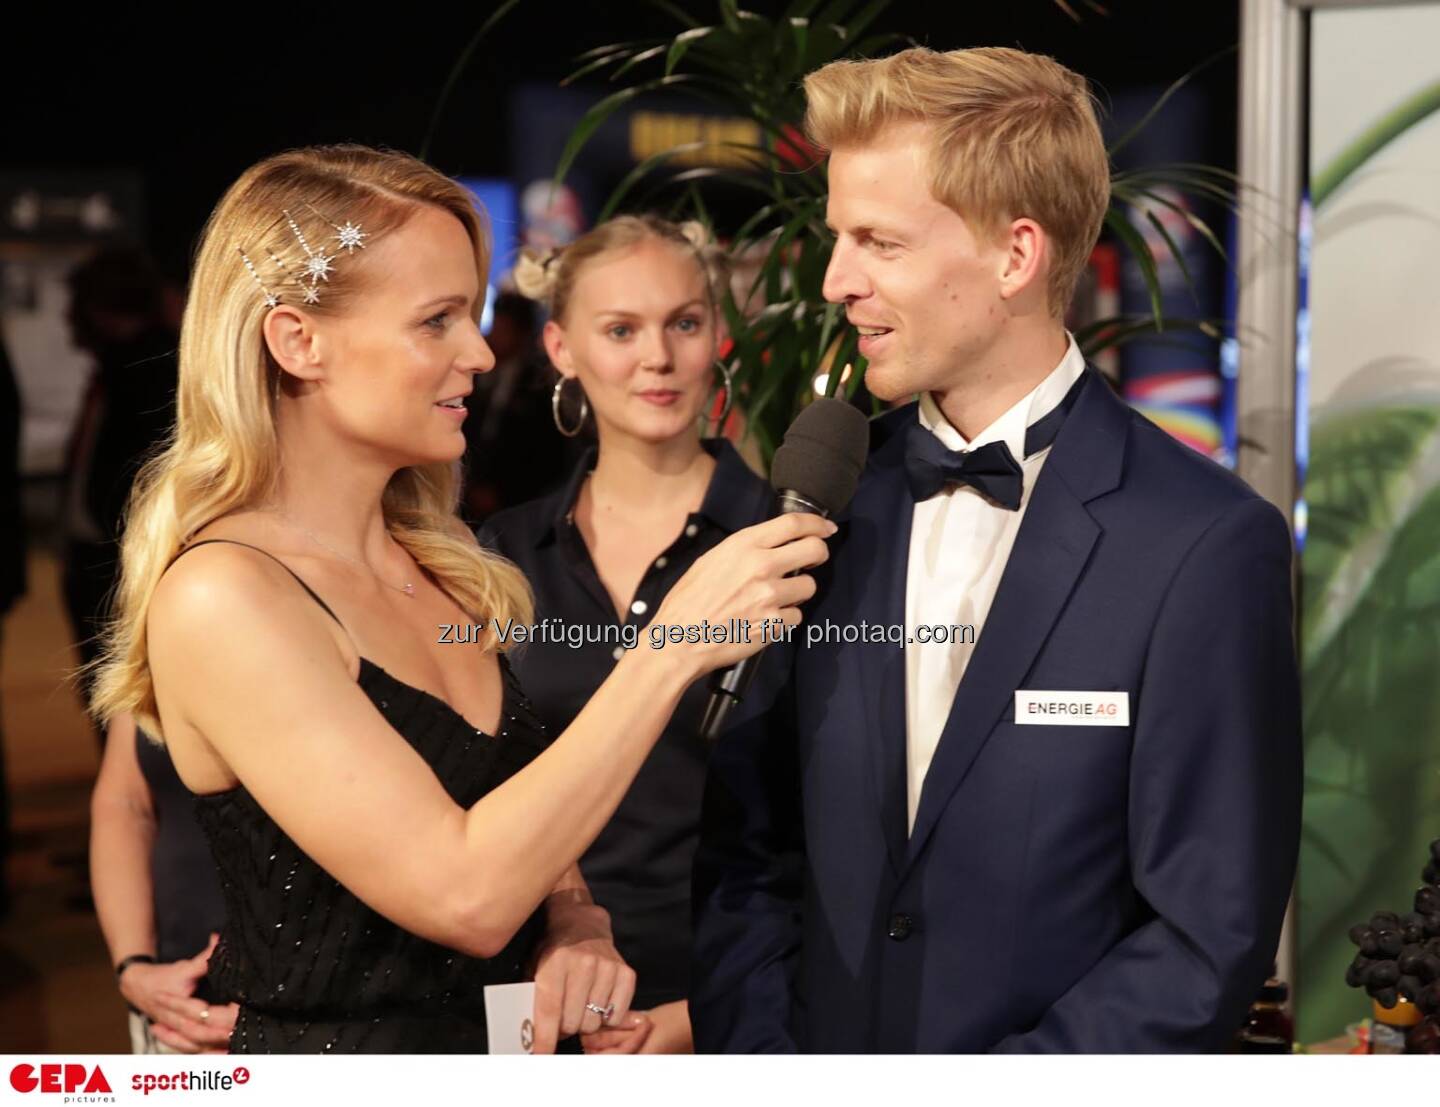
[
  {"left": 90, "top": 144, "right": 533, "bottom": 740},
  {"left": 804, "top": 46, "right": 1110, "bottom": 316},
  {"left": 513, "top": 213, "right": 730, "bottom": 324}
]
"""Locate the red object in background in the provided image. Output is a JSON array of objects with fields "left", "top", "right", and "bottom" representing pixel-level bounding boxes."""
[
  {"left": 1234, "top": 978, "right": 1294, "bottom": 1053},
  {"left": 707, "top": 395, "right": 745, "bottom": 440},
  {"left": 773, "top": 124, "right": 824, "bottom": 170},
  {"left": 710, "top": 337, "right": 745, "bottom": 439},
  {"left": 1071, "top": 243, "right": 1120, "bottom": 382},
  {"left": 1407, "top": 1017, "right": 1440, "bottom": 1053}
]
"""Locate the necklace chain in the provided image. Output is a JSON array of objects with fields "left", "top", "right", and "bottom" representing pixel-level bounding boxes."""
[{"left": 273, "top": 511, "right": 416, "bottom": 599}]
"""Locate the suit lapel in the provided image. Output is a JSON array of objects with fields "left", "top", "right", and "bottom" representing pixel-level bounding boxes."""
[
  {"left": 843, "top": 415, "right": 913, "bottom": 876},
  {"left": 903, "top": 370, "right": 1128, "bottom": 871}
]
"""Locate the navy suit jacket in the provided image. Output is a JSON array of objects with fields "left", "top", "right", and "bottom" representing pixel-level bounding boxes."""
[{"left": 690, "top": 369, "right": 1303, "bottom": 1053}]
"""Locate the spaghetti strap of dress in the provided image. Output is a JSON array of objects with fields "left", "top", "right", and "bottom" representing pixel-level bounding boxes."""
[{"left": 167, "top": 538, "right": 348, "bottom": 632}]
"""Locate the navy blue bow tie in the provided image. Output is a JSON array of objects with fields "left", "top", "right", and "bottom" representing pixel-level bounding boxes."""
[{"left": 903, "top": 372, "right": 1087, "bottom": 509}]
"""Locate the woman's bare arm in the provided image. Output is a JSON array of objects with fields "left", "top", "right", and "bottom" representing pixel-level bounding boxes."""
[
  {"left": 147, "top": 514, "right": 830, "bottom": 958},
  {"left": 90, "top": 712, "right": 158, "bottom": 965}
]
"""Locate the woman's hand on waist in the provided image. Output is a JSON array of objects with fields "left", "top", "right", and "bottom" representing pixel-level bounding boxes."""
[{"left": 121, "top": 934, "right": 238, "bottom": 1053}]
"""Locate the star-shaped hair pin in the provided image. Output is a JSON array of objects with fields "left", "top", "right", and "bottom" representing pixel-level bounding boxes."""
[
  {"left": 302, "top": 285, "right": 321, "bottom": 305},
  {"left": 304, "top": 251, "right": 335, "bottom": 283},
  {"left": 333, "top": 221, "right": 366, "bottom": 253}
]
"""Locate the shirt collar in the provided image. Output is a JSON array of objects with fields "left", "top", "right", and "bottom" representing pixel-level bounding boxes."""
[
  {"left": 696, "top": 437, "right": 773, "bottom": 534},
  {"left": 537, "top": 437, "right": 768, "bottom": 547},
  {"left": 918, "top": 332, "right": 1086, "bottom": 460},
  {"left": 537, "top": 443, "right": 600, "bottom": 547}
]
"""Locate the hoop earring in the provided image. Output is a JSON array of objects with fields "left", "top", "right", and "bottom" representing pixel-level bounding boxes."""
[
  {"left": 711, "top": 360, "right": 734, "bottom": 433},
  {"left": 552, "top": 377, "right": 589, "bottom": 438}
]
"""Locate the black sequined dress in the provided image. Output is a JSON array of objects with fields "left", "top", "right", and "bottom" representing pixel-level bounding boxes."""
[{"left": 172, "top": 540, "right": 551, "bottom": 1053}]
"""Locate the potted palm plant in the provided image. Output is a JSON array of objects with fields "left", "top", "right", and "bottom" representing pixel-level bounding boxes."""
[{"left": 435, "top": 0, "right": 1237, "bottom": 462}]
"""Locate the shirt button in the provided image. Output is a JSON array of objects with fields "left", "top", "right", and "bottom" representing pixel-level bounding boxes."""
[
  {"left": 887, "top": 913, "right": 914, "bottom": 941},
  {"left": 611, "top": 646, "right": 625, "bottom": 661},
  {"left": 631, "top": 600, "right": 648, "bottom": 615},
  {"left": 684, "top": 523, "right": 698, "bottom": 538},
  {"left": 654, "top": 556, "right": 668, "bottom": 569}
]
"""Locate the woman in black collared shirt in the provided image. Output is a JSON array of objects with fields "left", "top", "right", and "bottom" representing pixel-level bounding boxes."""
[{"left": 479, "top": 215, "right": 772, "bottom": 1053}]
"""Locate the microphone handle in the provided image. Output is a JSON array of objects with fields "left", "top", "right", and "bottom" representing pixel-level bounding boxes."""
[{"left": 698, "top": 489, "right": 828, "bottom": 743}]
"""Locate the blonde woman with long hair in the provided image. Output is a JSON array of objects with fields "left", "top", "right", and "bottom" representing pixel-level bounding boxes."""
[{"left": 90, "top": 145, "right": 831, "bottom": 1054}]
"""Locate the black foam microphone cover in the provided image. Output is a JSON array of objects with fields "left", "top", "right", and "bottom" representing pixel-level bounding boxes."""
[
  {"left": 698, "top": 398, "right": 869, "bottom": 742},
  {"left": 769, "top": 397, "right": 871, "bottom": 517}
]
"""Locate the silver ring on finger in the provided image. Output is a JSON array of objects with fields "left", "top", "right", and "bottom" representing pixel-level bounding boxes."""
[
  {"left": 198, "top": 1007, "right": 210, "bottom": 1022},
  {"left": 585, "top": 1001, "right": 615, "bottom": 1024}
]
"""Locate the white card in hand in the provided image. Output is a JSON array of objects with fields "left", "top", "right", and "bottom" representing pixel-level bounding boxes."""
[{"left": 484, "top": 982, "right": 537, "bottom": 1054}]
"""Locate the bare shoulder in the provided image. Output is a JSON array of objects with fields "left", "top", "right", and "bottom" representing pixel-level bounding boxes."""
[
  {"left": 148, "top": 539, "right": 350, "bottom": 679},
  {"left": 151, "top": 540, "right": 290, "bottom": 635}
]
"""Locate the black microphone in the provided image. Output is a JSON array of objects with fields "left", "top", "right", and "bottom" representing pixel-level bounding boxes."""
[{"left": 698, "top": 397, "right": 870, "bottom": 742}]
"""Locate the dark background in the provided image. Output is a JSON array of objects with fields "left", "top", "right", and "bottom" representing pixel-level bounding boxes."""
[{"left": 1, "top": 1, "right": 1239, "bottom": 275}]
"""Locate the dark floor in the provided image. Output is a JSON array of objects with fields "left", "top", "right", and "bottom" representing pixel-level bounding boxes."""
[{"left": 1, "top": 550, "right": 129, "bottom": 1052}]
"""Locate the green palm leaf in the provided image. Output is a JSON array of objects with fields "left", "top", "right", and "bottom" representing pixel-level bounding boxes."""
[
  {"left": 419, "top": 0, "right": 524, "bottom": 159},
  {"left": 423, "top": 1, "right": 1236, "bottom": 464}
]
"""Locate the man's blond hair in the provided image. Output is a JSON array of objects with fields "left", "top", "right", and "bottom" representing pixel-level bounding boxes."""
[{"left": 804, "top": 46, "right": 1110, "bottom": 316}]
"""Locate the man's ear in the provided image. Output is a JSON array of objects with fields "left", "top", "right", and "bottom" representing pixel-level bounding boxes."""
[
  {"left": 996, "top": 217, "right": 1050, "bottom": 307},
  {"left": 262, "top": 306, "right": 327, "bottom": 386},
  {"left": 542, "top": 318, "right": 577, "bottom": 380}
]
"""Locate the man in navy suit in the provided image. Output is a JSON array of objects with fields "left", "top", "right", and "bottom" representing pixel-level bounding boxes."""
[{"left": 690, "top": 45, "right": 1302, "bottom": 1053}]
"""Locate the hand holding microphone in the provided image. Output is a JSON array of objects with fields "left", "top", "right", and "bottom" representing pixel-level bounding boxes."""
[
  {"left": 699, "top": 398, "right": 871, "bottom": 740},
  {"left": 649, "top": 511, "right": 835, "bottom": 678}
]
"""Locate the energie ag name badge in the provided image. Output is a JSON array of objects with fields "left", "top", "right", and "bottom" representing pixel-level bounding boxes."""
[{"left": 1015, "top": 690, "right": 1130, "bottom": 726}]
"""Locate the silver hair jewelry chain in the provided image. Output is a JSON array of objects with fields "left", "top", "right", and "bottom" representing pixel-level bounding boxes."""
[{"left": 238, "top": 204, "right": 367, "bottom": 308}]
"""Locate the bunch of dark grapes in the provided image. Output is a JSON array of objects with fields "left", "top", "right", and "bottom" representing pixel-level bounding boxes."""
[{"left": 1345, "top": 838, "right": 1440, "bottom": 1026}]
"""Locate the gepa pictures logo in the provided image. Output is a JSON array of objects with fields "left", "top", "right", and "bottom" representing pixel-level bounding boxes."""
[{"left": 9, "top": 1063, "right": 114, "bottom": 1098}]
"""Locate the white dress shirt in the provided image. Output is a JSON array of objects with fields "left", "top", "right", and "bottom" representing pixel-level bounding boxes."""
[{"left": 903, "top": 336, "right": 1087, "bottom": 831}]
